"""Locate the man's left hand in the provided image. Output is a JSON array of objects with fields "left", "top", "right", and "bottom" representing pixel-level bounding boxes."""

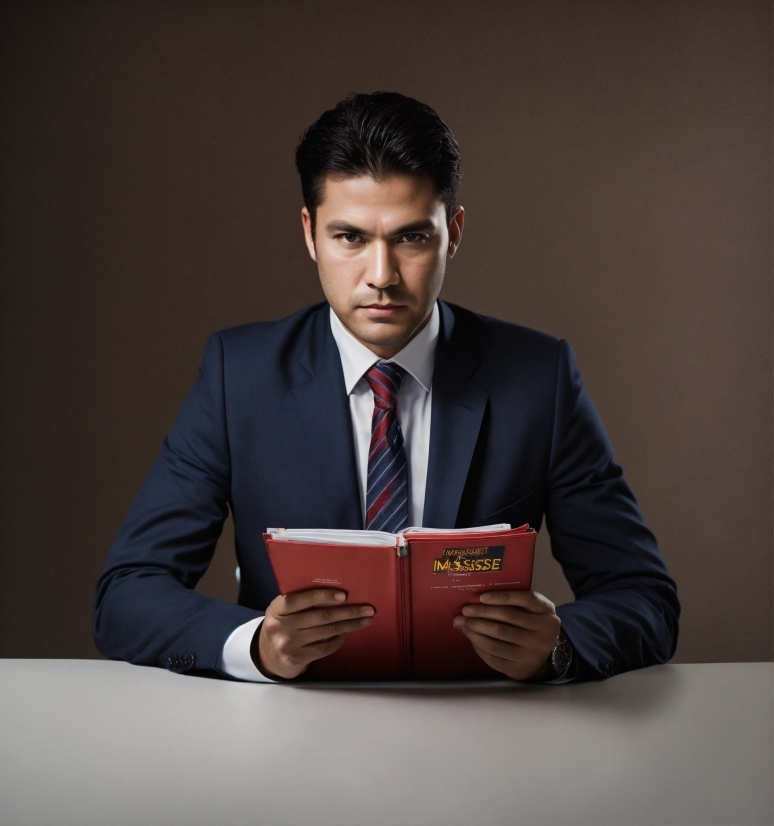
[{"left": 453, "top": 590, "right": 561, "bottom": 681}]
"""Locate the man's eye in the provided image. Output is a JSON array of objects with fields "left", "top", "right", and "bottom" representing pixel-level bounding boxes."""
[
  {"left": 341, "top": 233, "right": 362, "bottom": 244},
  {"left": 400, "top": 233, "right": 425, "bottom": 243}
]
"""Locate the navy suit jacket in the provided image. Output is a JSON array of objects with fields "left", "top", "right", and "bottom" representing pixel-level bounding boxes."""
[{"left": 93, "top": 300, "right": 679, "bottom": 681}]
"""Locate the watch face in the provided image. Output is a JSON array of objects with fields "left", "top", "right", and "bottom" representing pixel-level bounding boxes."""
[{"left": 551, "top": 636, "right": 572, "bottom": 677}]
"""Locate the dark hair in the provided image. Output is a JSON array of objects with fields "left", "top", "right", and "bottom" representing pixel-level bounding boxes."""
[{"left": 295, "top": 92, "right": 461, "bottom": 233}]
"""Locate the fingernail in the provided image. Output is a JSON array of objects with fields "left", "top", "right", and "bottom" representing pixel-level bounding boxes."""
[
  {"left": 461, "top": 606, "right": 474, "bottom": 615},
  {"left": 453, "top": 617, "right": 464, "bottom": 627},
  {"left": 479, "top": 592, "right": 494, "bottom": 603},
  {"left": 360, "top": 606, "right": 374, "bottom": 616},
  {"left": 334, "top": 592, "right": 346, "bottom": 601}
]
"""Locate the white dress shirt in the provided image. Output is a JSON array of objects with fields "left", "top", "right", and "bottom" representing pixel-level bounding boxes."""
[{"left": 217, "top": 303, "right": 439, "bottom": 682}]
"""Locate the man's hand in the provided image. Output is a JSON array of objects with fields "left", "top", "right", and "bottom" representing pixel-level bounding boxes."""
[
  {"left": 252, "top": 589, "right": 374, "bottom": 680},
  {"left": 453, "top": 590, "right": 561, "bottom": 681}
]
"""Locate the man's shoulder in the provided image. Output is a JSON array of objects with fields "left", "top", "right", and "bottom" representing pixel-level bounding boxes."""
[
  {"left": 441, "top": 300, "right": 562, "bottom": 364},
  {"left": 214, "top": 301, "right": 329, "bottom": 351},
  {"left": 203, "top": 302, "right": 331, "bottom": 388},
  {"left": 440, "top": 301, "right": 571, "bottom": 407}
]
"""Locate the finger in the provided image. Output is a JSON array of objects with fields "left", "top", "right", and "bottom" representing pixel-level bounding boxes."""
[
  {"left": 298, "top": 615, "right": 374, "bottom": 643},
  {"left": 470, "top": 644, "right": 543, "bottom": 681},
  {"left": 301, "top": 633, "right": 348, "bottom": 662},
  {"left": 454, "top": 616, "right": 532, "bottom": 646},
  {"left": 461, "top": 624, "right": 556, "bottom": 671},
  {"left": 479, "top": 589, "right": 555, "bottom": 614},
  {"left": 274, "top": 589, "right": 348, "bottom": 616},
  {"left": 292, "top": 603, "right": 375, "bottom": 631},
  {"left": 460, "top": 604, "right": 546, "bottom": 630},
  {"left": 458, "top": 627, "right": 523, "bottom": 662},
  {"left": 470, "top": 645, "right": 515, "bottom": 674}
]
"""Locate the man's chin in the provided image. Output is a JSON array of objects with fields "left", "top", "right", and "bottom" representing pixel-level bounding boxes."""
[{"left": 347, "top": 319, "right": 415, "bottom": 352}]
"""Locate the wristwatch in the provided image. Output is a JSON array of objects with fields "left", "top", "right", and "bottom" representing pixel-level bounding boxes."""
[{"left": 543, "top": 632, "right": 573, "bottom": 681}]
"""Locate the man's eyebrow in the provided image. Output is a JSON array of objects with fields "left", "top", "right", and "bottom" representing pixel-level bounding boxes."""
[
  {"left": 323, "top": 219, "right": 437, "bottom": 236},
  {"left": 389, "top": 219, "right": 436, "bottom": 236},
  {"left": 324, "top": 221, "right": 370, "bottom": 235}
]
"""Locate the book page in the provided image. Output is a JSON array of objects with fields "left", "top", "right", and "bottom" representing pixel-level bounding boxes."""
[
  {"left": 266, "top": 528, "right": 398, "bottom": 546},
  {"left": 402, "top": 524, "right": 511, "bottom": 534},
  {"left": 266, "top": 525, "right": 512, "bottom": 546}
]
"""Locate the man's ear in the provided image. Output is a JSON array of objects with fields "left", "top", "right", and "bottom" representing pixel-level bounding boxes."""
[
  {"left": 447, "top": 206, "right": 465, "bottom": 259},
  {"left": 301, "top": 207, "right": 317, "bottom": 262}
]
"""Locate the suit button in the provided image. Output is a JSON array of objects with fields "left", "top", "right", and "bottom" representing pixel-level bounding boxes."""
[{"left": 166, "top": 653, "right": 195, "bottom": 673}]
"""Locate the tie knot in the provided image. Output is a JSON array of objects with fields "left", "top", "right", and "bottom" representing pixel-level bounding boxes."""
[{"left": 365, "top": 362, "right": 406, "bottom": 410}]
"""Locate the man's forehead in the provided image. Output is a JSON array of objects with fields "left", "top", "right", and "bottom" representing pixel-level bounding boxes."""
[{"left": 318, "top": 173, "right": 444, "bottom": 218}]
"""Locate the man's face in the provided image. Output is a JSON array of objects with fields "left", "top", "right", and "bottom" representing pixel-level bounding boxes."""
[{"left": 302, "top": 173, "right": 464, "bottom": 359}]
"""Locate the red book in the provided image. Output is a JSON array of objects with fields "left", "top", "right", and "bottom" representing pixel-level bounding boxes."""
[{"left": 264, "top": 524, "right": 536, "bottom": 679}]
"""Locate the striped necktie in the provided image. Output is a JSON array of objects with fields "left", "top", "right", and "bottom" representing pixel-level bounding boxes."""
[{"left": 364, "top": 362, "right": 409, "bottom": 532}]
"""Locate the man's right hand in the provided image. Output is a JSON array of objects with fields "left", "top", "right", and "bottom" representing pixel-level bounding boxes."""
[{"left": 251, "top": 589, "right": 374, "bottom": 680}]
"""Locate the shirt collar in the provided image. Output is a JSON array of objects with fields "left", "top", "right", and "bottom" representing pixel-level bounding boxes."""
[{"left": 329, "top": 302, "right": 439, "bottom": 395}]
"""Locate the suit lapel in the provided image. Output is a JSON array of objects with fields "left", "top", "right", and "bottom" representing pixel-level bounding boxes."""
[
  {"left": 422, "top": 302, "right": 488, "bottom": 528},
  {"left": 289, "top": 309, "right": 363, "bottom": 530}
]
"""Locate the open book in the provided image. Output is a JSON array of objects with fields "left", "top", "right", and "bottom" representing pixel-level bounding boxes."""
[{"left": 264, "top": 524, "right": 536, "bottom": 679}]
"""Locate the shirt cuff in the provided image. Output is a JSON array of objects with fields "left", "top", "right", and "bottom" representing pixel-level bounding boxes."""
[{"left": 217, "top": 616, "right": 280, "bottom": 683}]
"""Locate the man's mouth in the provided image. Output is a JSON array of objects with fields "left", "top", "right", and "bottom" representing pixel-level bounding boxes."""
[{"left": 360, "top": 303, "right": 406, "bottom": 317}]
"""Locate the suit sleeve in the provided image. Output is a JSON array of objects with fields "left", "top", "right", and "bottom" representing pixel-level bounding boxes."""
[
  {"left": 92, "top": 333, "right": 261, "bottom": 672},
  {"left": 547, "top": 339, "right": 680, "bottom": 681}
]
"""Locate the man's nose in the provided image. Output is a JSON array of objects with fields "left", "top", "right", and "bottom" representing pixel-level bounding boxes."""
[{"left": 365, "top": 240, "right": 399, "bottom": 290}]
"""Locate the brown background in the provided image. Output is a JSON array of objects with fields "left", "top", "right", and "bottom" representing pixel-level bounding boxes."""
[{"left": 1, "top": 1, "right": 771, "bottom": 663}]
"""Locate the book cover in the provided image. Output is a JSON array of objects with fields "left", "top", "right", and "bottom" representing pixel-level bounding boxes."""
[{"left": 264, "top": 525, "right": 536, "bottom": 679}]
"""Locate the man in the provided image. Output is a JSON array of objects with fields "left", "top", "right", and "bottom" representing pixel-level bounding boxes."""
[{"left": 93, "top": 92, "right": 679, "bottom": 683}]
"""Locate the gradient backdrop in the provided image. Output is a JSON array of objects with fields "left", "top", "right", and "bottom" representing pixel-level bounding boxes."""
[{"left": 1, "top": 0, "right": 771, "bottom": 663}]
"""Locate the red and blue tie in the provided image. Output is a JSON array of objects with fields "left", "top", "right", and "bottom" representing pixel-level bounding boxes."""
[{"left": 365, "top": 362, "right": 409, "bottom": 532}]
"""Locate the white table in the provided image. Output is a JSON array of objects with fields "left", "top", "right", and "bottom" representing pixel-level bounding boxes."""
[{"left": 0, "top": 660, "right": 771, "bottom": 826}]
